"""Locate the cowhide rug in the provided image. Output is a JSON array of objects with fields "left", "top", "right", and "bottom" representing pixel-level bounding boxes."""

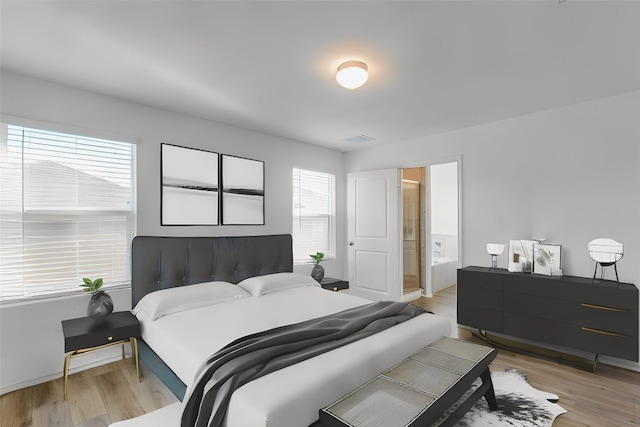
[{"left": 441, "top": 369, "right": 567, "bottom": 427}]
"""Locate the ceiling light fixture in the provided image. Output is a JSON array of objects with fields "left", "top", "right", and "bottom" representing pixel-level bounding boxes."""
[{"left": 336, "top": 61, "right": 368, "bottom": 89}]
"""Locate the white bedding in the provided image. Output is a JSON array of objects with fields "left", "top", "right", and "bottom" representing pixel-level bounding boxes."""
[{"left": 115, "top": 284, "right": 452, "bottom": 427}]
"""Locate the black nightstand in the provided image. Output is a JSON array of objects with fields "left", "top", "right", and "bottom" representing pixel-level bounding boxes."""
[
  {"left": 61, "top": 311, "right": 141, "bottom": 400},
  {"left": 320, "top": 277, "right": 349, "bottom": 292}
]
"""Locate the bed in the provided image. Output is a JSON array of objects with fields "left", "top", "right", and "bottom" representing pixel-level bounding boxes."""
[{"left": 112, "top": 234, "right": 452, "bottom": 427}]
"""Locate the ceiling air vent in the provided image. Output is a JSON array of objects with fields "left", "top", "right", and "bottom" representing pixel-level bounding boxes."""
[{"left": 344, "top": 134, "right": 376, "bottom": 144}]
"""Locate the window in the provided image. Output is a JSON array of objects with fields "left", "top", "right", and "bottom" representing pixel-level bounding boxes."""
[
  {"left": 0, "top": 123, "right": 136, "bottom": 301},
  {"left": 292, "top": 168, "right": 335, "bottom": 263}
]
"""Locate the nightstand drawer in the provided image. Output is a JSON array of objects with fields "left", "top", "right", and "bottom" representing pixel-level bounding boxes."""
[
  {"left": 320, "top": 277, "right": 349, "bottom": 291},
  {"left": 62, "top": 311, "right": 140, "bottom": 352}
]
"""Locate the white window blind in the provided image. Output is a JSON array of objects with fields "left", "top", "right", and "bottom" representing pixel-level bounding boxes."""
[
  {"left": 292, "top": 168, "right": 335, "bottom": 263},
  {"left": 0, "top": 123, "right": 136, "bottom": 301}
]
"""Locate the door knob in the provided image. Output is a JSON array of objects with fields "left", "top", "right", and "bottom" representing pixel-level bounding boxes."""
[{"left": 349, "top": 242, "right": 354, "bottom": 246}]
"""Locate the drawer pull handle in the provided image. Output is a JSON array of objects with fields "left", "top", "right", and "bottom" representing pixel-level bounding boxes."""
[
  {"left": 580, "top": 303, "right": 625, "bottom": 313},
  {"left": 107, "top": 336, "right": 113, "bottom": 341},
  {"left": 581, "top": 327, "right": 626, "bottom": 338}
]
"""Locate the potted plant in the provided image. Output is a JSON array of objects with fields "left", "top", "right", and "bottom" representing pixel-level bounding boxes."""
[
  {"left": 81, "top": 277, "right": 114, "bottom": 324},
  {"left": 309, "top": 252, "right": 325, "bottom": 282}
]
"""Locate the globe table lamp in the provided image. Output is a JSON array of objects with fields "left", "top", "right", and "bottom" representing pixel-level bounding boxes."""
[{"left": 588, "top": 238, "right": 623, "bottom": 282}]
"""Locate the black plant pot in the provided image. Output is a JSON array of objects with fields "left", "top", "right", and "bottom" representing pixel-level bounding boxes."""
[
  {"left": 311, "top": 264, "right": 325, "bottom": 283},
  {"left": 87, "top": 291, "right": 114, "bottom": 324}
]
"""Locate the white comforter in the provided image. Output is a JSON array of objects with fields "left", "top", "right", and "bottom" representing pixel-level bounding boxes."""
[{"left": 113, "top": 286, "right": 452, "bottom": 427}]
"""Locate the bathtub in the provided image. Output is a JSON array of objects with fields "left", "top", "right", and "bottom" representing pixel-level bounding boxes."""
[{"left": 431, "top": 256, "right": 457, "bottom": 293}]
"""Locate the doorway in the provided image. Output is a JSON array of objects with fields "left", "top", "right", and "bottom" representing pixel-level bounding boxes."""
[
  {"left": 401, "top": 160, "right": 460, "bottom": 297},
  {"left": 402, "top": 168, "right": 424, "bottom": 295},
  {"left": 428, "top": 161, "right": 459, "bottom": 296},
  {"left": 347, "top": 160, "right": 460, "bottom": 302}
]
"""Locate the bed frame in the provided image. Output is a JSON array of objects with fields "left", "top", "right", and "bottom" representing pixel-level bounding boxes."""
[{"left": 131, "top": 234, "right": 294, "bottom": 398}]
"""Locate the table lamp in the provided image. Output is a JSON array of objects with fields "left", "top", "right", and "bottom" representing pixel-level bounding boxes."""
[
  {"left": 588, "top": 238, "right": 623, "bottom": 282},
  {"left": 486, "top": 243, "right": 505, "bottom": 269}
]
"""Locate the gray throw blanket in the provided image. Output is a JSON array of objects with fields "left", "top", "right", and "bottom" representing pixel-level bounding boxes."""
[{"left": 181, "top": 301, "right": 426, "bottom": 427}]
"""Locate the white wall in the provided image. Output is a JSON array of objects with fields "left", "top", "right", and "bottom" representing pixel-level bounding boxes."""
[
  {"left": 346, "top": 91, "right": 640, "bottom": 369},
  {"left": 0, "top": 71, "right": 346, "bottom": 393},
  {"left": 430, "top": 162, "right": 459, "bottom": 237}
]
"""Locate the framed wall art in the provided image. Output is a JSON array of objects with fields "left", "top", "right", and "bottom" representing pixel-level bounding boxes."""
[
  {"left": 161, "top": 143, "right": 219, "bottom": 226},
  {"left": 221, "top": 154, "right": 264, "bottom": 225},
  {"left": 533, "top": 243, "right": 562, "bottom": 276}
]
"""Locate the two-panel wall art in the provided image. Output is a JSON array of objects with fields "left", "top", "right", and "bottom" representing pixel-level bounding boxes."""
[{"left": 161, "top": 143, "right": 264, "bottom": 226}]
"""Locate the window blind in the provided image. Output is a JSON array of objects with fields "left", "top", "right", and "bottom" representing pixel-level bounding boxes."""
[
  {"left": 0, "top": 123, "right": 136, "bottom": 301},
  {"left": 292, "top": 168, "right": 335, "bottom": 263}
]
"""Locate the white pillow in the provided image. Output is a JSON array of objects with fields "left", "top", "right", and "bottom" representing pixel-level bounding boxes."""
[
  {"left": 132, "top": 281, "right": 250, "bottom": 321},
  {"left": 237, "top": 272, "right": 320, "bottom": 297}
]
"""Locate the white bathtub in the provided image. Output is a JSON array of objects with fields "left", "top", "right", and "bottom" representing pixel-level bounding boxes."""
[{"left": 431, "top": 256, "right": 457, "bottom": 293}]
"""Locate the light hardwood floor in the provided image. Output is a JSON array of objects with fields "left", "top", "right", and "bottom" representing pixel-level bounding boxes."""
[
  {"left": 0, "top": 357, "right": 179, "bottom": 427},
  {"left": 2, "top": 286, "right": 639, "bottom": 426}
]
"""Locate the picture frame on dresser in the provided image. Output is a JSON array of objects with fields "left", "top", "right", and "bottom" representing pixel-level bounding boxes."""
[
  {"left": 508, "top": 239, "right": 535, "bottom": 273},
  {"left": 532, "top": 243, "right": 562, "bottom": 276}
]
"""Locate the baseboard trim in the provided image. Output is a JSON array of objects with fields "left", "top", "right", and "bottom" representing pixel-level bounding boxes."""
[
  {"left": 0, "top": 352, "right": 129, "bottom": 396},
  {"left": 401, "top": 289, "right": 422, "bottom": 302}
]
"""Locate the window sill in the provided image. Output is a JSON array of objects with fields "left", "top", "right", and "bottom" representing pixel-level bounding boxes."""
[{"left": 0, "top": 284, "right": 131, "bottom": 306}]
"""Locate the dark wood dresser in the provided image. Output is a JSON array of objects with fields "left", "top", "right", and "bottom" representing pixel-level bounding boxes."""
[{"left": 457, "top": 266, "right": 639, "bottom": 363}]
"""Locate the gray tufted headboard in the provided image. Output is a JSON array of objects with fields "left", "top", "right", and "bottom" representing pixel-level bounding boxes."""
[{"left": 131, "top": 234, "right": 294, "bottom": 307}]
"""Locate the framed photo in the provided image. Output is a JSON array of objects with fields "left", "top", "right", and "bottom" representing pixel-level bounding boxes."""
[
  {"left": 508, "top": 240, "right": 535, "bottom": 273},
  {"left": 533, "top": 243, "right": 562, "bottom": 276},
  {"left": 221, "top": 154, "right": 264, "bottom": 225},
  {"left": 161, "top": 143, "right": 219, "bottom": 226}
]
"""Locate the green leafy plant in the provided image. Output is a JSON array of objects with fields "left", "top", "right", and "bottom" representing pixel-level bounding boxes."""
[
  {"left": 81, "top": 277, "right": 104, "bottom": 293},
  {"left": 309, "top": 252, "right": 324, "bottom": 265}
]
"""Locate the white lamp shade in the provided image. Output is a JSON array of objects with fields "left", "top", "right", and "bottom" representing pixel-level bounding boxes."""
[
  {"left": 588, "top": 238, "right": 623, "bottom": 263},
  {"left": 336, "top": 61, "right": 368, "bottom": 89},
  {"left": 486, "top": 243, "right": 505, "bottom": 256}
]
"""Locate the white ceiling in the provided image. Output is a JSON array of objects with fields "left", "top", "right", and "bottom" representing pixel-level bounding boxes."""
[{"left": 1, "top": 1, "right": 639, "bottom": 152}]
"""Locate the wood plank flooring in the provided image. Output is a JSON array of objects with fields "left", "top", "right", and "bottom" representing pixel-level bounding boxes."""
[
  {"left": 1, "top": 285, "right": 638, "bottom": 426},
  {"left": 0, "top": 358, "right": 178, "bottom": 427}
]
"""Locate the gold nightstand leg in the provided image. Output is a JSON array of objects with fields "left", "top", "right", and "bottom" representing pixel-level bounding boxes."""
[
  {"left": 131, "top": 337, "right": 141, "bottom": 382},
  {"left": 121, "top": 343, "right": 126, "bottom": 360},
  {"left": 63, "top": 353, "right": 72, "bottom": 400}
]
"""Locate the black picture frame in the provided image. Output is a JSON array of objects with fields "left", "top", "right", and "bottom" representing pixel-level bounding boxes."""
[
  {"left": 221, "top": 154, "right": 265, "bottom": 225},
  {"left": 161, "top": 143, "right": 219, "bottom": 226}
]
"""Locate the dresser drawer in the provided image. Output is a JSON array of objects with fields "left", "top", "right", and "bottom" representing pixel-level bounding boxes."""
[
  {"left": 578, "top": 305, "right": 638, "bottom": 337},
  {"left": 457, "top": 268, "right": 504, "bottom": 291},
  {"left": 577, "top": 324, "right": 639, "bottom": 361},
  {"left": 457, "top": 280, "right": 504, "bottom": 332},
  {"left": 504, "top": 313, "right": 638, "bottom": 361},
  {"left": 508, "top": 274, "right": 636, "bottom": 309},
  {"left": 504, "top": 293, "right": 638, "bottom": 336},
  {"left": 457, "top": 306, "right": 504, "bottom": 333}
]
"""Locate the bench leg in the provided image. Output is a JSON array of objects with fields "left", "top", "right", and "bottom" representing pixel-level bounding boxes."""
[{"left": 480, "top": 368, "right": 499, "bottom": 411}]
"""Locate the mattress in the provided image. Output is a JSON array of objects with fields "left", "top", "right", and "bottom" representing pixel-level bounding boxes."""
[{"left": 121, "top": 286, "right": 452, "bottom": 427}]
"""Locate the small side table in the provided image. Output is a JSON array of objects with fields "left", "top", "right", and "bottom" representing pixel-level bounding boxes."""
[
  {"left": 61, "top": 311, "right": 141, "bottom": 400},
  {"left": 320, "top": 277, "right": 349, "bottom": 292}
]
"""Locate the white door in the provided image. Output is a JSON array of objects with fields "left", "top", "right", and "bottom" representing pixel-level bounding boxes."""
[{"left": 347, "top": 169, "right": 401, "bottom": 301}]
